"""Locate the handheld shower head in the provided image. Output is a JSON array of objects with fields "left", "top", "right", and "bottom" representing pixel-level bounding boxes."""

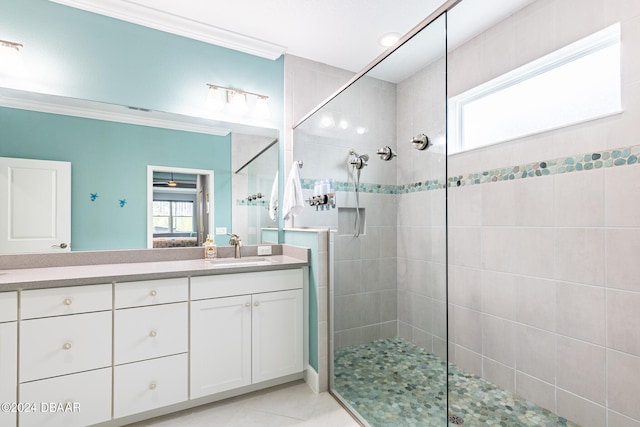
[{"left": 360, "top": 154, "right": 369, "bottom": 162}]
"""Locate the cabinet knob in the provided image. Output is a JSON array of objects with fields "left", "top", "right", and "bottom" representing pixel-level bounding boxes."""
[
  {"left": 244, "top": 302, "right": 251, "bottom": 308},
  {"left": 254, "top": 301, "right": 260, "bottom": 307},
  {"left": 148, "top": 383, "right": 157, "bottom": 390},
  {"left": 149, "top": 290, "right": 157, "bottom": 297},
  {"left": 149, "top": 330, "right": 158, "bottom": 338},
  {"left": 63, "top": 298, "right": 73, "bottom": 306},
  {"left": 62, "top": 342, "right": 72, "bottom": 350}
]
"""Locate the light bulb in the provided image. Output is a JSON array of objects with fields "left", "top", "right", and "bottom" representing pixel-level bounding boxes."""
[
  {"left": 338, "top": 119, "right": 350, "bottom": 130},
  {"left": 254, "top": 96, "right": 270, "bottom": 119},
  {"left": 0, "top": 40, "right": 23, "bottom": 74},
  {"left": 356, "top": 126, "right": 368, "bottom": 135},
  {"left": 230, "top": 91, "right": 249, "bottom": 115},
  {"left": 206, "top": 86, "right": 224, "bottom": 112},
  {"left": 319, "top": 113, "right": 335, "bottom": 128},
  {"left": 378, "top": 32, "right": 401, "bottom": 48}
]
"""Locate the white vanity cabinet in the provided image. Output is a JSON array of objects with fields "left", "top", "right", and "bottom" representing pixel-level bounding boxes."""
[
  {"left": 0, "top": 292, "right": 17, "bottom": 427},
  {"left": 113, "top": 278, "right": 188, "bottom": 418},
  {"left": 190, "top": 269, "right": 303, "bottom": 399},
  {"left": 18, "top": 284, "right": 112, "bottom": 427}
]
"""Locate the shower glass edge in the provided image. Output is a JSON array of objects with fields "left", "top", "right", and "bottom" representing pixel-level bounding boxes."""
[{"left": 292, "top": 11, "right": 449, "bottom": 427}]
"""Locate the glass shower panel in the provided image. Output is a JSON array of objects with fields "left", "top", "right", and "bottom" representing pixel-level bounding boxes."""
[{"left": 293, "top": 14, "right": 447, "bottom": 427}]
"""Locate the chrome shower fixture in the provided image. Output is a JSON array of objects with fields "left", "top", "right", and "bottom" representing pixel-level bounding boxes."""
[
  {"left": 411, "top": 133, "right": 431, "bottom": 150},
  {"left": 349, "top": 149, "right": 369, "bottom": 169},
  {"left": 376, "top": 146, "right": 397, "bottom": 161}
]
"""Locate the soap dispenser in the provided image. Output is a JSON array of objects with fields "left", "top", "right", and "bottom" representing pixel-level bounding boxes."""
[{"left": 204, "top": 234, "right": 217, "bottom": 260}]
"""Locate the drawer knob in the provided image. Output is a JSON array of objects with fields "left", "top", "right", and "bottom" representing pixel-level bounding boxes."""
[
  {"left": 62, "top": 342, "right": 72, "bottom": 350},
  {"left": 149, "top": 330, "right": 158, "bottom": 338},
  {"left": 254, "top": 301, "right": 260, "bottom": 307},
  {"left": 149, "top": 290, "right": 158, "bottom": 297},
  {"left": 63, "top": 298, "right": 73, "bottom": 306},
  {"left": 244, "top": 302, "right": 251, "bottom": 308},
  {"left": 148, "top": 383, "right": 157, "bottom": 390}
]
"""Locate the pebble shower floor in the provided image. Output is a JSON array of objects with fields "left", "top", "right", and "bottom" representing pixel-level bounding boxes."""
[{"left": 333, "top": 338, "right": 579, "bottom": 427}]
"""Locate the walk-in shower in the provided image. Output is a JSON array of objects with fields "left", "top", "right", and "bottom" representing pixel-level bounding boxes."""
[{"left": 292, "top": 0, "right": 637, "bottom": 425}]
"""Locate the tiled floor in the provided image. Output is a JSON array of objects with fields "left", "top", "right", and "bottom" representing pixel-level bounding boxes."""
[
  {"left": 334, "top": 338, "right": 579, "bottom": 427},
  {"left": 126, "top": 381, "right": 360, "bottom": 427}
]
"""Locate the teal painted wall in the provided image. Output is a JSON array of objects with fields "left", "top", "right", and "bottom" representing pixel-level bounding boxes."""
[
  {"left": 284, "top": 231, "right": 319, "bottom": 372},
  {"left": 0, "top": 107, "right": 231, "bottom": 250}
]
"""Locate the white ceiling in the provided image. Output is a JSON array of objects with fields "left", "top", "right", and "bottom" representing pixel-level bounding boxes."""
[{"left": 50, "top": 0, "right": 535, "bottom": 78}]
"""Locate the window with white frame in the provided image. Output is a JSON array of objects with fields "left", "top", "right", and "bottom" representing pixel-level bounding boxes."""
[{"left": 449, "top": 23, "right": 622, "bottom": 154}]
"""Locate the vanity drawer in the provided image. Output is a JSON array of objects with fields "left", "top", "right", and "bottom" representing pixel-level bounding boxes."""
[
  {"left": 19, "top": 367, "right": 111, "bottom": 427},
  {"left": 21, "top": 284, "right": 112, "bottom": 319},
  {"left": 20, "top": 311, "right": 111, "bottom": 382},
  {"left": 0, "top": 292, "right": 17, "bottom": 322},
  {"left": 115, "top": 277, "right": 187, "bottom": 309},
  {"left": 114, "top": 353, "right": 188, "bottom": 419},
  {"left": 191, "top": 269, "right": 303, "bottom": 300},
  {"left": 115, "top": 302, "right": 188, "bottom": 365}
]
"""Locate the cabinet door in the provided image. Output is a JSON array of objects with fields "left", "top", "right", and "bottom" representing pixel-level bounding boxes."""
[
  {"left": 0, "top": 322, "right": 17, "bottom": 427},
  {"left": 252, "top": 289, "right": 303, "bottom": 383},
  {"left": 190, "top": 295, "right": 251, "bottom": 398}
]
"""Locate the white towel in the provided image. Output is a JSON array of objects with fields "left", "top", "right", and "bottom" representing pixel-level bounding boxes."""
[
  {"left": 268, "top": 171, "right": 278, "bottom": 221},
  {"left": 282, "top": 162, "right": 304, "bottom": 220}
]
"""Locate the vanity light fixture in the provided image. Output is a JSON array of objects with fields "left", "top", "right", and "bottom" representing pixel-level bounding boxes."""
[
  {"left": 206, "top": 84, "right": 270, "bottom": 118},
  {"left": 0, "top": 39, "right": 23, "bottom": 73}
]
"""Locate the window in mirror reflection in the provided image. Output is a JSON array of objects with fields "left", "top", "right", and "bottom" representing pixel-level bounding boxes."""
[{"left": 152, "top": 201, "right": 196, "bottom": 236}]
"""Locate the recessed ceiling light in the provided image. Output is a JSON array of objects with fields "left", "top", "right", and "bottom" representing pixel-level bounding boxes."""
[{"left": 378, "top": 32, "right": 401, "bottom": 48}]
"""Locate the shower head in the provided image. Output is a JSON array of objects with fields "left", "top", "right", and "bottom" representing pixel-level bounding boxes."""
[{"left": 360, "top": 154, "right": 369, "bottom": 162}]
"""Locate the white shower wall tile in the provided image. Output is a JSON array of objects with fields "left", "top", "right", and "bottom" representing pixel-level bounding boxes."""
[
  {"left": 606, "top": 289, "right": 640, "bottom": 357},
  {"left": 515, "top": 276, "right": 556, "bottom": 332},
  {"left": 481, "top": 270, "right": 516, "bottom": 321},
  {"left": 608, "top": 350, "right": 640, "bottom": 421},
  {"left": 515, "top": 372, "right": 556, "bottom": 414},
  {"left": 555, "top": 336, "right": 606, "bottom": 404},
  {"left": 605, "top": 163, "right": 640, "bottom": 227},
  {"left": 556, "top": 389, "right": 607, "bottom": 427},
  {"left": 555, "top": 228, "right": 605, "bottom": 286},
  {"left": 556, "top": 282, "right": 606, "bottom": 345}
]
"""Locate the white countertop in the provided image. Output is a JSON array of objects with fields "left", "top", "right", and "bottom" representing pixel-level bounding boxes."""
[{"left": 0, "top": 255, "right": 308, "bottom": 291}]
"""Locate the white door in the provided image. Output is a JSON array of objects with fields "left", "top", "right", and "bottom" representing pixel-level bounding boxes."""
[
  {"left": 190, "top": 295, "right": 252, "bottom": 398},
  {"left": 251, "top": 289, "right": 303, "bottom": 383},
  {"left": 0, "top": 322, "right": 17, "bottom": 427},
  {"left": 0, "top": 157, "right": 71, "bottom": 253}
]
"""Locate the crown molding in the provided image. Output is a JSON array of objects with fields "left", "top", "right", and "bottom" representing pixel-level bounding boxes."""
[
  {"left": 0, "top": 87, "right": 231, "bottom": 136},
  {"left": 49, "top": 0, "right": 287, "bottom": 60}
]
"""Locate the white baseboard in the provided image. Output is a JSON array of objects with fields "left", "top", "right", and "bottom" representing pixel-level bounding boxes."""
[{"left": 303, "top": 365, "right": 320, "bottom": 393}]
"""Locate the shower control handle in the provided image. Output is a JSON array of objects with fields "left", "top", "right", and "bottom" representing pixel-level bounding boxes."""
[{"left": 376, "top": 146, "right": 397, "bottom": 161}]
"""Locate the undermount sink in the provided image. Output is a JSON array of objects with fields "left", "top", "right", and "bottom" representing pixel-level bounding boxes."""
[{"left": 207, "top": 257, "right": 271, "bottom": 268}]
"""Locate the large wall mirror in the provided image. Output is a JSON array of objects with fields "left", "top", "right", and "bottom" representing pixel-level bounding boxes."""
[{"left": 0, "top": 87, "right": 279, "bottom": 254}]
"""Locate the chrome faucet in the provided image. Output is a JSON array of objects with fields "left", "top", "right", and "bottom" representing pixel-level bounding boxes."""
[{"left": 227, "top": 233, "right": 242, "bottom": 259}]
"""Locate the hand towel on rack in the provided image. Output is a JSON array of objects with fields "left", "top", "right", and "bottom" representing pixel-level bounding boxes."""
[
  {"left": 282, "top": 161, "right": 304, "bottom": 220},
  {"left": 268, "top": 171, "right": 278, "bottom": 221}
]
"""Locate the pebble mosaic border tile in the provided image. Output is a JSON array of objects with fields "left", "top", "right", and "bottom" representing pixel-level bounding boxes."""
[
  {"left": 301, "top": 144, "right": 639, "bottom": 195},
  {"left": 449, "top": 144, "right": 640, "bottom": 188},
  {"left": 334, "top": 338, "right": 578, "bottom": 427}
]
